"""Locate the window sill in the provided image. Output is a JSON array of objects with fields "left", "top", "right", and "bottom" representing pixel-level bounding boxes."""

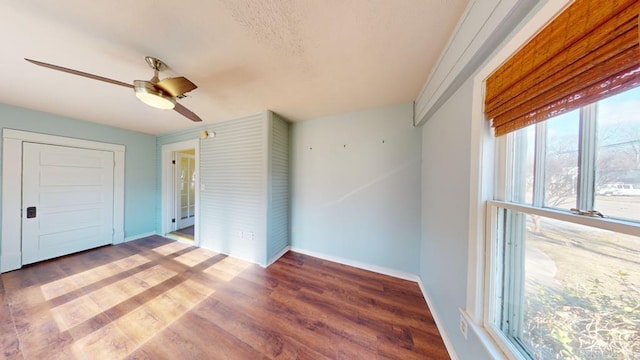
[{"left": 461, "top": 309, "right": 521, "bottom": 360}]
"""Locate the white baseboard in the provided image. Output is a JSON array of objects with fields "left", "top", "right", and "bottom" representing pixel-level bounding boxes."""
[
  {"left": 124, "top": 232, "right": 158, "bottom": 242},
  {"left": 417, "top": 277, "right": 459, "bottom": 360},
  {"left": 113, "top": 231, "right": 126, "bottom": 244},
  {"left": 265, "top": 245, "right": 290, "bottom": 267},
  {"left": 289, "top": 247, "right": 419, "bottom": 282}
]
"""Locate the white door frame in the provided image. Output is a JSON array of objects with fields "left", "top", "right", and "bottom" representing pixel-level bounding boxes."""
[
  {"left": 1, "top": 129, "right": 125, "bottom": 273},
  {"left": 161, "top": 139, "right": 200, "bottom": 245}
]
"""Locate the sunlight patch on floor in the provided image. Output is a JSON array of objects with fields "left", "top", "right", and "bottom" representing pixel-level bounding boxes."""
[
  {"left": 51, "top": 264, "right": 178, "bottom": 332},
  {"left": 204, "top": 256, "right": 252, "bottom": 282},
  {"left": 73, "top": 321, "right": 137, "bottom": 359},
  {"left": 115, "top": 279, "right": 216, "bottom": 352},
  {"left": 152, "top": 241, "right": 190, "bottom": 256},
  {"left": 41, "top": 254, "right": 150, "bottom": 300},
  {"left": 174, "top": 247, "right": 218, "bottom": 267},
  {"left": 87, "top": 266, "right": 177, "bottom": 310},
  {"left": 132, "top": 264, "right": 178, "bottom": 288},
  {"left": 51, "top": 294, "right": 103, "bottom": 331},
  {"left": 39, "top": 277, "right": 79, "bottom": 301}
]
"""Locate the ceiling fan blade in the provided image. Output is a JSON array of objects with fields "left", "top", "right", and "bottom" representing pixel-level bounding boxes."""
[
  {"left": 156, "top": 76, "right": 197, "bottom": 97},
  {"left": 174, "top": 103, "right": 202, "bottom": 122},
  {"left": 25, "top": 58, "right": 133, "bottom": 89}
]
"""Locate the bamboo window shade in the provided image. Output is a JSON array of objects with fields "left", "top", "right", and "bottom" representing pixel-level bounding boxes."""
[{"left": 485, "top": 0, "right": 640, "bottom": 137}]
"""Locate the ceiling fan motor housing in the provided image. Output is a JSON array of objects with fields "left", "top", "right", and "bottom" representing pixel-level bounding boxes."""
[{"left": 134, "top": 80, "right": 176, "bottom": 109}]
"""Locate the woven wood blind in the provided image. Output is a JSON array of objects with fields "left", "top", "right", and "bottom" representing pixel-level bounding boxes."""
[{"left": 485, "top": 0, "right": 640, "bottom": 136}]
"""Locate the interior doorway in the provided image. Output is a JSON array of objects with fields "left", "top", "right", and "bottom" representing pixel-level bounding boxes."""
[
  {"left": 176, "top": 150, "right": 195, "bottom": 230},
  {"left": 161, "top": 139, "right": 199, "bottom": 245},
  {"left": 173, "top": 149, "right": 195, "bottom": 240}
]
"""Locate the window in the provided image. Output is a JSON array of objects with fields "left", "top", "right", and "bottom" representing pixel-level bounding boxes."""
[
  {"left": 465, "top": 1, "right": 640, "bottom": 358},
  {"left": 476, "top": 1, "right": 640, "bottom": 358},
  {"left": 486, "top": 84, "right": 640, "bottom": 359}
]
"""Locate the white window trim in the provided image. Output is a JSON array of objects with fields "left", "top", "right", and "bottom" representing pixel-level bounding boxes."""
[
  {"left": 489, "top": 200, "right": 640, "bottom": 238},
  {"left": 483, "top": 197, "right": 640, "bottom": 358},
  {"left": 465, "top": 0, "right": 575, "bottom": 358}
]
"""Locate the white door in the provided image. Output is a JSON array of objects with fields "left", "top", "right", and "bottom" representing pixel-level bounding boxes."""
[
  {"left": 176, "top": 152, "right": 195, "bottom": 229},
  {"left": 22, "top": 143, "right": 114, "bottom": 264}
]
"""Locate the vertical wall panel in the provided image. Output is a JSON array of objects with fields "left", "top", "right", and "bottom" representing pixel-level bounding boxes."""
[
  {"left": 267, "top": 113, "right": 290, "bottom": 262},
  {"left": 200, "top": 114, "right": 267, "bottom": 265},
  {"left": 157, "top": 112, "right": 268, "bottom": 265}
]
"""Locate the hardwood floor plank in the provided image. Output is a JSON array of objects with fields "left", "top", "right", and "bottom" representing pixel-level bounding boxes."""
[
  {"left": 269, "top": 261, "right": 431, "bottom": 318},
  {"left": 277, "top": 253, "right": 427, "bottom": 309},
  {"left": 72, "top": 322, "right": 137, "bottom": 359},
  {"left": 193, "top": 297, "right": 330, "bottom": 359},
  {"left": 209, "top": 280, "right": 381, "bottom": 359},
  {"left": 0, "top": 309, "right": 21, "bottom": 359},
  {"left": 0, "top": 237, "right": 450, "bottom": 359},
  {"left": 133, "top": 327, "right": 211, "bottom": 360},
  {"left": 168, "top": 311, "right": 270, "bottom": 360}
]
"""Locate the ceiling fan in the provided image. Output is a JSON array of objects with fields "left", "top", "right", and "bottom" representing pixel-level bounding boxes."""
[{"left": 24, "top": 56, "right": 202, "bottom": 122}]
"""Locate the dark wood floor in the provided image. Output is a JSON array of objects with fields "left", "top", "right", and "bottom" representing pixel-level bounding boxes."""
[{"left": 0, "top": 236, "right": 450, "bottom": 359}]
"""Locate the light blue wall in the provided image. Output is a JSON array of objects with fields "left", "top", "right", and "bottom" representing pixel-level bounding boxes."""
[
  {"left": 420, "top": 79, "right": 493, "bottom": 360},
  {"left": 0, "top": 103, "right": 157, "bottom": 239},
  {"left": 290, "top": 103, "right": 422, "bottom": 274},
  {"left": 417, "top": 1, "right": 545, "bottom": 358}
]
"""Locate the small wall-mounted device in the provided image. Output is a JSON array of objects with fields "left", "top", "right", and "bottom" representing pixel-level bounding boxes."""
[
  {"left": 200, "top": 130, "right": 216, "bottom": 139},
  {"left": 26, "top": 206, "right": 37, "bottom": 218}
]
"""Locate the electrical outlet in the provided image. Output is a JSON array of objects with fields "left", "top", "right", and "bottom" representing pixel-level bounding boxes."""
[{"left": 460, "top": 314, "right": 468, "bottom": 339}]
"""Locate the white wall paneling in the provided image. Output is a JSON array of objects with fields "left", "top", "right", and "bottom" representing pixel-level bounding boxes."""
[{"left": 157, "top": 111, "right": 289, "bottom": 266}]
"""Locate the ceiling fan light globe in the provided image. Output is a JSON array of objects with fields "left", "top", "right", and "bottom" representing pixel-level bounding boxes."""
[
  {"left": 133, "top": 80, "right": 176, "bottom": 110},
  {"left": 135, "top": 92, "right": 175, "bottom": 110}
]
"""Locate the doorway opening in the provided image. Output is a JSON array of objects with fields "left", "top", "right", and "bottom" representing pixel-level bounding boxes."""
[
  {"left": 161, "top": 139, "right": 199, "bottom": 245},
  {"left": 171, "top": 149, "right": 195, "bottom": 241}
]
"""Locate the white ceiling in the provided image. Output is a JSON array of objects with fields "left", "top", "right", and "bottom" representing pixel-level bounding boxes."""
[{"left": 0, "top": 1, "right": 467, "bottom": 135}]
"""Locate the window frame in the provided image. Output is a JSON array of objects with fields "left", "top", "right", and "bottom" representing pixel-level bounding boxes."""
[
  {"left": 468, "top": 1, "right": 640, "bottom": 355},
  {"left": 465, "top": 1, "right": 598, "bottom": 359},
  {"left": 486, "top": 104, "right": 640, "bottom": 357},
  {"left": 483, "top": 198, "right": 640, "bottom": 358}
]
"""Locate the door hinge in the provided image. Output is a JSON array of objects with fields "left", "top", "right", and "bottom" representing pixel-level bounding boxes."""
[
  {"left": 172, "top": 218, "right": 176, "bottom": 223},
  {"left": 172, "top": 160, "right": 176, "bottom": 164}
]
